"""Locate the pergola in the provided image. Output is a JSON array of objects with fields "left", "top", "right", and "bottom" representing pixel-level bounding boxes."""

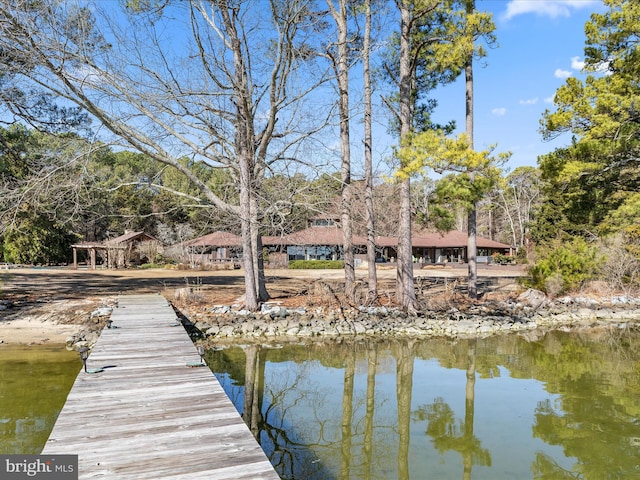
[
  {"left": 71, "top": 242, "right": 107, "bottom": 270},
  {"left": 71, "top": 231, "right": 157, "bottom": 269}
]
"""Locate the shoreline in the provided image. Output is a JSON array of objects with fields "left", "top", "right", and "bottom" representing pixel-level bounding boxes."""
[
  {"left": 2, "top": 293, "right": 640, "bottom": 348},
  {"left": 0, "top": 297, "right": 110, "bottom": 346},
  {"left": 2, "top": 267, "right": 640, "bottom": 347},
  {"left": 0, "top": 265, "right": 523, "bottom": 346},
  {"left": 182, "top": 294, "right": 640, "bottom": 347}
]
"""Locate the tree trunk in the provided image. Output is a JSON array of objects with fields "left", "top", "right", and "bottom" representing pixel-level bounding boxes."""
[
  {"left": 363, "top": 0, "right": 378, "bottom": 305},
  {"left": 254, "top": 231, "right": 269, "bottom": 302},
  {"left": 467, "top": 207, "right": 478, "bottom": 298},
  {"left": 396, "top": 1, "right": 417, "bottom": 313},
  {"left": 240, "top": 154, "right": 259, "bottom": 311},
  {"left": 329, "top": 0, "right": 355, "bottom": 303},
  {"left": 222, "top": 2, "right": 260, "bottom": 310},
  {"left": 250, "top": 195, "right": 269, "bottom": 301},
  {"left": 397, "top": 178, "right": 417, "bottom": 311},
  {"left": 465, "top": 0, "right": 478, "bottom": 299}
]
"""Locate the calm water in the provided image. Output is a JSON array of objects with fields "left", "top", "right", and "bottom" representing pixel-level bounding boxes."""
[
  {"left": 0, "top": 345, "right": 79, "bottom": 454},
  {"left": 2, "top": 332, "right": 639, "bottom": 479},
  {"left": 206, "top": 329, "right": 640, "bottom": 480}
]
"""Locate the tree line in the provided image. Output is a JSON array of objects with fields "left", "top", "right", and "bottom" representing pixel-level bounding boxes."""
[
  {"left": 0, "top": 126, "right": 538, "bottom": 256},
  {"left": 0, "top": 0, "right": 638, "bottom": 310}
]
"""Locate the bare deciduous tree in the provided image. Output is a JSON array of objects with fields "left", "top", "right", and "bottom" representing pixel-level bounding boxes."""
[
  {"left": 492, "top": 167, "right": 541, "bottom": 248},
  {"left": 0, "top": 126, "right": 103, "bottom": 237},
  {"left": 0, "top": 0, "right": 333, "bottom": 310}
]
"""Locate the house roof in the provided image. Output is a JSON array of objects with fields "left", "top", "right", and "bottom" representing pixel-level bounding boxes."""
[
  {"left": 475, "top": 236, "right": 513, "bottom": 249},
  {"left": 264, "top": 228, "right": 511, "bottom": 249},
  {"left": 193, "top": 228, "right": 512, "bottom": 250},
  {"left": 263, "top": 226, "right": 368, "bottom": 247},
  {"left": 184, "top": 231, "right": 242, "bottom": 247},
  {"left": 106, "top": 231, "right": 158, "bottom": 245},
  {"left": 72, "top": 231, "right": 159, "bottom": 251},
  {"left": 409, "top": 230, "right": 512, "bottom": 249}
]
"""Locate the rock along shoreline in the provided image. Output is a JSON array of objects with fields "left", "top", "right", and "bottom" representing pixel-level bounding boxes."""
[{"left": 180, "top": 289, "right": 640, "bottom": 346}]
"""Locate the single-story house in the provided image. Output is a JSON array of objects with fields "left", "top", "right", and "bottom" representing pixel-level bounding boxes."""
[
  {"left": 263, "top": 226, "right": 368, "bottom": 261},
  {"left": 376, "top": 230, "right": 512, "bottom": 264},
  {"left": 262, "top": 220, "right": 512, "bottom": 265},
  {"left": 180, "top": 213, "right": 512, "bottom": 268}
]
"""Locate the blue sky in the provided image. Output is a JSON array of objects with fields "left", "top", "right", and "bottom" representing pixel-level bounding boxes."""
[{"left": 428, "top": 0, "right": 606, "bottom": 172}]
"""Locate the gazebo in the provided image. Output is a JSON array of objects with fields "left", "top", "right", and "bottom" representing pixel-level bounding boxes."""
[{"left": 72, "top": 231, "right": 159, "bottom": 269}]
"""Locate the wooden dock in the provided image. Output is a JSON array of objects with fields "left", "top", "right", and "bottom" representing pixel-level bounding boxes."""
[{"left": 42, "top": 294, "right": 279, "bottom": 479}]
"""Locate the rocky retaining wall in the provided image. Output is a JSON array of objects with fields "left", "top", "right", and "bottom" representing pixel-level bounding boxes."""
[{"left": 182, "top": 289, "right": 640, "bottom": 344}]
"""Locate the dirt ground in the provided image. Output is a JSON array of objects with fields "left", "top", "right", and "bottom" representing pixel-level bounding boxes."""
[{"left": 0, "top": 264, "right": 526, "bottom": 345}]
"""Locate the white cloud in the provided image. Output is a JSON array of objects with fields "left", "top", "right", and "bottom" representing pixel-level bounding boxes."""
[
  {"left": 492, "top": 107, "right": 507, "bottom": 116},
  {"left": 555, "top": 68, "right": 573, "bottom": 78},
  {"left": 569, "top": 56, "right": 612, "bottom": 75},
  {"left": 570, "top": 56, "right": 585, "bottom": 70},
  {"left": 593, "top": 60, "right": 612, "bottom": 75},
  {"left": 503, "top": 1, "right": 600, "bottom": 20},
  {"left": 544, "top": 96, "right": 555, "bottom": 104},
  {"left": 519, "top": 98, "right": 539, "bottom": 105}
]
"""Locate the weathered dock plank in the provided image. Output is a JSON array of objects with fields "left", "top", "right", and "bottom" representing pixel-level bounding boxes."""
[{"left": 42, "top": 294, "right": 279, "bottom": 480}]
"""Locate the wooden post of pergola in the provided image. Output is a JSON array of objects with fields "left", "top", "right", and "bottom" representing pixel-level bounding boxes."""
[{"left": 71, "top": 243, "right": 100, "bottom": 270}]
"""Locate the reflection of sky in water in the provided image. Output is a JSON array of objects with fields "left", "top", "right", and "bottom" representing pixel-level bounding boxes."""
[
  {"left": 231, "top": 345, "right": 583, "bottom": 480},
  {"left": 475, "top": 367, "right": 571, "bottom": 476},
  {"left": 8, "top": 331, "right": 635, "bottom": 478}
]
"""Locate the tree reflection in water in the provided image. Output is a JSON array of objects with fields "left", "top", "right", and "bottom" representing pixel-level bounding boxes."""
[
  {"left": 528, "top": 329, "right": 640, "bottom": 479},
  {"left": 394, "top": 339, "right": 415, "bottom": 480},
  {"left": 240, "top": 344, "right": 333, "bottom": 479},
  {"left": 340, "top": 347, "right": 355, "bottom": 479},
  {"left": 414, "top": 339, "right": 491, "bottom": 480},
  {"left": 206, "top": 329, "right": 640, "bottom": 480},
  {"left": 363, "top": 342, "right": 377, "bottom": 480}
]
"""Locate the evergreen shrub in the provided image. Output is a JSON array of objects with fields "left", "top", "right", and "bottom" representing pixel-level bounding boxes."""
[
  {"left": 492, "top": 253, "right": 514, "bottom": 265},
  {"left": 289, "top": 260, "right": 344, "bottom": 269},
  {"left": 524, "top": 237, "right": 600, "bottom": 297}
]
